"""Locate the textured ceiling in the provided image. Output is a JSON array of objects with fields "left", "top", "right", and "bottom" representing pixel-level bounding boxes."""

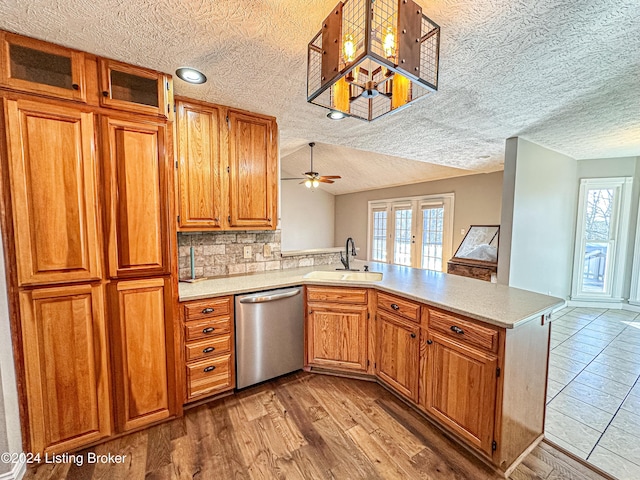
[{"left": 2, "top": 0, "right": 639, "bottom": 194}]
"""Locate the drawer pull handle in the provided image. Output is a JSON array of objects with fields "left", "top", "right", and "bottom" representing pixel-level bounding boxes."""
[
  {"left": 390, "top": 303, "right": 400, "bottom": 310},
  {"left": 450, "top": 325, "right": 464, "bottom": 335},
  {"left": 410, "top": 333, "right": 416, "bottom": 338},
  {"left": 202, "top": 307, "right": 215, "bottom": 314},
  {"left": 203, "top": 366, "right": 216, "bottom": 373},
  {"left": 427, "top": 339, "right": 433, "bottom": 345},
  {"left": 202, "top": 327, "right": 215, "bottom": 334},
  {"left": 203, "top": 347, "right": 215, "bottom": 354}
]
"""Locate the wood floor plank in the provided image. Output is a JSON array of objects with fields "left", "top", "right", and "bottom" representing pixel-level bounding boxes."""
[{"left": 22, "top": 372, "right": 609, "bottom": 480}]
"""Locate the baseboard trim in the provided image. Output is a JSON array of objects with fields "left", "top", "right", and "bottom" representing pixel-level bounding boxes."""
[
  {"left": 567, "top": 299, "right": 625, "bottom": 309},
  {"left": 0, "top": 459, "right": 26, "bottom": 480}
]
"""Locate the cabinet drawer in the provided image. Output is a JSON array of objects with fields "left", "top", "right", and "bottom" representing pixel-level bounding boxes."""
[
  {"left": 184, "top": 297, "right": 231, "bottom": 321},
  {"left": 428, "top": 310, "right": 499, "bottom": 352},
  {"left": 307, "top": 286, "right": 367, "bottom": 304},
  {"left": 184, "top": 316, "right": 231, "bottom": 342},
  {"left": 185, "top": 335, "right": 232, "bottom": 362},
  {"left": 377, "top": 292, "right": 420, "bottom": 323},
  {"left": 186, "top": 354, "right": 233, "bottom": 400}
]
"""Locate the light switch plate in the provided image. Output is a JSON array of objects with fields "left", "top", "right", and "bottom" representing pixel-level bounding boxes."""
[
  {"left": 243, "top": 246, "right": 252, "bottom": 259},
  {"left": 264, "top": 244, "right": 272, "bottom": 257}
]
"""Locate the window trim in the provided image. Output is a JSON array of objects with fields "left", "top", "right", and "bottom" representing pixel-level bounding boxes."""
[
  {"left": 571, "top": 177, "right": 633, "bottom": 301},
  {"left": 367, "top": 193, "right": 454, "bottom": 271}
]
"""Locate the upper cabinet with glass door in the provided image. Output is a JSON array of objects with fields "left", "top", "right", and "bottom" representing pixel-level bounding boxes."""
[
  {"left": 99, "top": 59, "right": 172, "bottom": 118},
  {"left": 0, "top": 32, "right": 87, "bottom": 102}
]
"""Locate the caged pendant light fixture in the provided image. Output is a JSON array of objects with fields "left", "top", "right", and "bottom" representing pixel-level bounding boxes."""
[{"left": 307, "top": 0, "right": 440, "bottom": 121}]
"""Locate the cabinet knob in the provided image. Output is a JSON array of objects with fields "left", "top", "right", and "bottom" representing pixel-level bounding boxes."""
[
  {"left": 202, "top": 327, "right": 215, "bottom": 334},
  {"left": 268, "top": 217, "right": 272, "bottom": 222},
  {"left": 426, "top": 339, "right": 433, "bottom": 345},
  {"left": 390, "top": 303, "right": 400, "bottom": 310},
  {"left": 203, "top": 347, "right": 215, "bottom": 354},
  {"left": 450, "top": 325, "right": 464, "bottom": 335},
  {"left": 203, "top": 365, "right": 216, "bottom": 373},
  {"left": 410, "top": 333, "right": 416, "bottom": 338},
  {"left": 72, "top": 83, "right": 79, "bottom": 90},
  {"left": 214, "top": 217, "right": 219, "bottom": 222},
  {"left": 102, "top": 91, "right": 109, "bottom": 97},
  {"left": 202, "top": 307, "right": 215, "bottom": 314}
]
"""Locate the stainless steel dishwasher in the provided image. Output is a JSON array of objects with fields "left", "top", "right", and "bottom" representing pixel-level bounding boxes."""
[{"left": 235, "top": 287, "right": 304, "bottom": 389}]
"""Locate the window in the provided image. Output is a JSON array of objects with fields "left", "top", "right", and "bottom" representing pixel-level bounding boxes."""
[
  {"left": 422, "top": 205, "right": 444, "bottom": 271},
  {"left": 371, "top": 208, "right": 387, "bottom": 262},
  {"left": 393, "top": 206, "right": 412, "bottom": 266},
  {"left": 368, "top": 194, "right": 453, "bottom": 272},
  {"left": 572, "top": 178, "right": 632, "bottom": 300}
]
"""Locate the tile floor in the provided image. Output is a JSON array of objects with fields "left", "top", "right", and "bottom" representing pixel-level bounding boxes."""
[{"left": 546, "top": 306, "right": 640, "bottom": 479}]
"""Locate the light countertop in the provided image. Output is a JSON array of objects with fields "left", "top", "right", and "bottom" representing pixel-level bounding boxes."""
[{"left": 179, "top": 260, "right": 564, "bottom": 329}]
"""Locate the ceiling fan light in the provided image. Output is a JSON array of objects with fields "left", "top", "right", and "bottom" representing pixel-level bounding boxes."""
[
  {"left": 305, "top": 179, "right": 312, "bottom": 188},
  {"left": 312, "top": 179, "right": 320, "bottom": 188}
]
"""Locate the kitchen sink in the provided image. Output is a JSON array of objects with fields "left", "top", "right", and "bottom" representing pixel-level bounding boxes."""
[{"left": 303, "top": 270, "right": 383, "bottom": 282}]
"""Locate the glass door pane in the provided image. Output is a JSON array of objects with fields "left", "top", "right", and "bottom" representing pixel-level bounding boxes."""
[
  {"left": 394, "top": 208, "right": 412, "bottom": 266},
  {"left": 582, "top": 188, "right": 614, "bottom": 293},
  {"left": 421, "top": 207, "right": 444, "bottom": 271},
  {"left": 372, "top": 209, "right": 387, "bottom": 262}
]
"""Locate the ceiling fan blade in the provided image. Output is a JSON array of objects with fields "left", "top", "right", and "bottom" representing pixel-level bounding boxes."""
[
  {"left": 317, "top": 178, "right": 335, "bottom": 184},
  {"left": 320, "top": 175, "right": 341, "bottom": 179}
]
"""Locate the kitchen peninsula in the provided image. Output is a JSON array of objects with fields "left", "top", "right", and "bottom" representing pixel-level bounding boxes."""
[{"left": 179, "top": 259, "right": 563, "bottom": 477}]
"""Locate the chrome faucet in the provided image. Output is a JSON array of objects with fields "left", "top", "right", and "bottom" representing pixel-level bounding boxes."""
[{"left": 338, "top": 237, "right": 359, "bottom": 271}]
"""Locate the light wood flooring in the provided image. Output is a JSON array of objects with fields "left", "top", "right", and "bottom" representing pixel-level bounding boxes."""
[{"left": 24, "top": 372, "right": 610, "bottom": 480}]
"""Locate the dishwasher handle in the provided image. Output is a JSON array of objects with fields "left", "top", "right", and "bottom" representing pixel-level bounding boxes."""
[{"left": 239, "top": 288, "right": 301, "bottom": 304}]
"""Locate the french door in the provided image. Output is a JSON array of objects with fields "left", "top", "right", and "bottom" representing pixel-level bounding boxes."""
[{"left": 369, "top": 194, "right": 453, "bottom": 272}]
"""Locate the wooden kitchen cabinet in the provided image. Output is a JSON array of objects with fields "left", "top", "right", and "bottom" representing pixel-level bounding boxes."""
[
  {"left": 181, "top": 296, "right": 235, "bottom": 402},
  {"left": 176, "top": 99, "right": 223, "bottom": 230},
  {"left": 109, "top": 277, "right": 175, "bottom": 432},
  {"left": 227, "top": 109, "right": 277, "bottom": 229},
  {"left": 0, "top": 32, "right": 87, "bottom": 102},
  {"left": 102, "top": 115, "right": 170, "bottom": 278},
  {"left": 306, "top": 287, "right": 369, "bottom": 372},
  {"left": 423, "top": 331, "right": 498, "bottom": 457},
  {"left": 3, "top": 98, "right": 102, "bottom": 286},
  {"left": 376, "top": 310, "right": 420, "bottom": 402},
  {"left": 99, "top": 58, "right": 171, "bottom": 118},
  {"left": 19, "top": 284, "right": 111, "bottom": 453}
]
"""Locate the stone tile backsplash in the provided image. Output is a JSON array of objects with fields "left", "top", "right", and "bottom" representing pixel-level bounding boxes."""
[{"left": 178, "top": 231, "right": 341, "bottom": 280}]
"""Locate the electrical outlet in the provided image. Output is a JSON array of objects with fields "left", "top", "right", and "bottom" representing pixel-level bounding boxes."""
[
  {"left": 264, "top": 244, "right": 272, "bottom": 257},
  {"left": 243, "top": 246, "right": 252, "bottom": 259}
]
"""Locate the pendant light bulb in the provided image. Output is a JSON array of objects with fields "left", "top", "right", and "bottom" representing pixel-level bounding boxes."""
[
  {"left": 343, "top": 34, "right": 356, "bottom": 62},
  {"left": 383, "top": 26, "right": 395, "bottom": 59},
  {"left": 305, "top": 179, "right": 312, "bottom": 188},
  {"left": 312, "top": 179, "right": 320, "bottom": 188}
]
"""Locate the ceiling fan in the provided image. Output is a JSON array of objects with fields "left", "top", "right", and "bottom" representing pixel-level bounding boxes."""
[{"left": 282, "top": 142, "right": 341, "bottom": 188}]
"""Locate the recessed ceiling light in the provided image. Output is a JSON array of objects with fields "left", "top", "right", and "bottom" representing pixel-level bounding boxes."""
[
  {"left": 327, "top": 110, "right": 346, "bottom": 120},
  {"left": 175, "top": 67, "right": 207, "bottom": 84}
]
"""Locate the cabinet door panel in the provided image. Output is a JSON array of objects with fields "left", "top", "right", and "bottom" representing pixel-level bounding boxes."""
[
  {"left": 228, "top": 110, "right": 276, "bottom": 229},
  {"left": 0, "top": 32, "right": 87, "bottom": 102},
  {"left": 307, "top": 303, "right": 367, "bottom": 371},
  {"left": 376, "top": 312, "right": 419, "bottom": 401},
  {"left": 110, "top": 278, "right": 173, "bottom": 432},
  {"left": 20, "top": 284, "right": 111, "bottom": 453},
  {"left": 103, "top": 117, "right": 169, "bottom": 277},
  {"left": 5, "top": 99, "right": 101, "bottom": 285},
  {"left": 425, "top": 332, "right": 497, "bottom": 456},
  {"left": 99, "top": 59, "right": 169, "bottom": 117},
  {"left": 176, "top": 100, "right": 222, "bottom": 229}
]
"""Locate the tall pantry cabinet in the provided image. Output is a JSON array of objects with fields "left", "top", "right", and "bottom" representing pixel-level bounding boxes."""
[{"left": 0, "top": 30, "right": 178, "bottom": 454}]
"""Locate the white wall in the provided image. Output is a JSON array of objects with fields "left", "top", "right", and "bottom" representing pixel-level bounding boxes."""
[
  {"left": 0, "top": 234, "right": 22, "bottom": 475},
  {"left": 499, "top": 138, "right": 578, "bottom": 298},
  {"left": 280, "top": 181, "right": 336, "bottom": 251}
]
